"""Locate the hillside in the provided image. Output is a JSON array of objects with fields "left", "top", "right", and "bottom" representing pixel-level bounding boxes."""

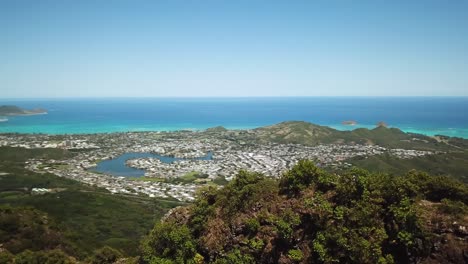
[
  {"left": 349, "top": 151, "right": 468, "bottom": 183},
  {"left": 253, "top": 121, "right": 335, "bottom": 145},
  {"left": 205, "top": 126, "right": 229, "bottom": 133},
  {"left": 0, "top": 147, "right": 181, "bottom": 262},
  {"left": 246, "top": 121, "right": 459, "bottom": 151},
  {"left": 0, "top": 105, "right": 47, "bottom": 116},
  {"left": 141, "top": 161, "right": 468, "bottom": 264}
]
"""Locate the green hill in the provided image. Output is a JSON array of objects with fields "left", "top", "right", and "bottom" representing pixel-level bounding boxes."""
[
  {"left": 0, "top": 105, "right": 24, "bottom": 115},
  {"left": 253, "top": 121, "right": 335, "bottom": 145},
  {"left": 249, "top": 121, "right": 457, "bottom": 151},
  {"left": 205, "top": 126, "right": 228, "bottom": 133}
]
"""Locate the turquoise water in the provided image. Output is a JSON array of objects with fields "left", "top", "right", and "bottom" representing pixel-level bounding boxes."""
[
  {"left": 0, "top": 97, "right": 467, "bottom": 138},
  {"left": 93, "top": 152, "right": 213, "bottom": 177}
]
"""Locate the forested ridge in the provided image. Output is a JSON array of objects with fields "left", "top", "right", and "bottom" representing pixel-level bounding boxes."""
[{"left": 141, "top": 161, "right": 468, "bottom": 264}]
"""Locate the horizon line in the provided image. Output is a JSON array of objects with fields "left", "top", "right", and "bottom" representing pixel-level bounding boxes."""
[{"left": 1, "top": 95, "right": 468, "bottom": 100}]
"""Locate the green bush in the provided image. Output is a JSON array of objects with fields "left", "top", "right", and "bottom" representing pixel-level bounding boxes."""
[
  {"left": 247, "top": 238, "right": 264, "bottom": 251},
  {"left": 288, "top": 249, "right": 303, "bottom": 262},
  {"left": 216, "top": 170, "right": 277, "bottom": 217},
  {"left": 244, "top": 218, "right": 260, "bottom": 235},
  {"left": 141, "top": 222, "right": 196, "bottom": 264},
  {"left": 190, "top": 186, "right": 218, "bottom": 236},
  {"left": 0, "top": 250, "right": 14, "bottom": 264},
  {"left": 42, "top": 249, "right": 74, "bottom": 264},
  {"left": 90, "top": 246, "right": 123, "bottom": 264},
  {"left": 213, "top": 249, "right": 255, "bottom": 264},
  {"left": 279, "top": 160, "right": 335, "bottom": 195}
]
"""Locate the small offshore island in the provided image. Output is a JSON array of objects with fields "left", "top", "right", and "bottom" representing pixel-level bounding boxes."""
[
  {"left": 0, "top": 105, "right": 47, "bottom": 116},
  {"left": 341, "top": 120, "right": 358, "bottom": 126}
]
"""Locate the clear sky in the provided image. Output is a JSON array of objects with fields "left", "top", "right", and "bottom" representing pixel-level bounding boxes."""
[{"left": 1, "top": 0, "right": 468, "bottom": 98}]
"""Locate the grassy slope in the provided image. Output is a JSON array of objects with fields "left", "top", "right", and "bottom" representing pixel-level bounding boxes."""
[
  {"left": 253, "top": 121, "right": 335, "bottom": 145},
  {"left": 349, "top": 151, "right": 468, "bottom": 183}
]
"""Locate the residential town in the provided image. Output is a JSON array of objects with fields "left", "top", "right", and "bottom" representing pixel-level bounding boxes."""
[{"left": 0, "top": 131, "right": 437, "bottom": 201}]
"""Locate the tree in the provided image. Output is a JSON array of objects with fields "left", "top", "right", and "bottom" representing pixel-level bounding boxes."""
[
  {"left": 141, "top": 222, "right": 196, "bottom": 264},
  {"left": 279, "top": 160, "right": 335, "bottom": 195}
]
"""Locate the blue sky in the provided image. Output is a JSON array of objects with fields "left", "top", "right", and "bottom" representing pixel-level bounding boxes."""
[{"left": 1, "top": 0, "right": 468, "bottom": 97}]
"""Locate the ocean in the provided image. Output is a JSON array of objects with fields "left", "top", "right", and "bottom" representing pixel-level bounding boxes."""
[{"left": 0, "top": 97, "right": 467, "bottom": 138}]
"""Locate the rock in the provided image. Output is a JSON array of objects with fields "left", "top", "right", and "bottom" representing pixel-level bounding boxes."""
[
  {"left": 415, "top": 238, "right": 424, "bottom": 251},
  {"left": 376, "top": 121, "right": 388, "bottom": 127},
  {"left": 455, "top": 225, "right": 468, "bottom": 236},
  {"left": 433, "top": 241, "right": 441, "bottom": 251}
]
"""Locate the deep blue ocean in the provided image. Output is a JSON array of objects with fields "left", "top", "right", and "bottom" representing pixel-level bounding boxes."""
[{"left": 0, "top": 97, "right": 467, "bottom": 138}]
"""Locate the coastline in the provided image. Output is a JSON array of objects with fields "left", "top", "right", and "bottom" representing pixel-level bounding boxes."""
[
  {"left": 0, "top": 122, "right": 468, "bottom": 139},
  {"left": 1, "top": 97, "right": 467, "bottom": 138}
]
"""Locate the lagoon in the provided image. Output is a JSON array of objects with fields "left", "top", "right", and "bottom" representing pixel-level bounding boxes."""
[{"left": 93, "top": 151, "right": 213, "bottom": 177}]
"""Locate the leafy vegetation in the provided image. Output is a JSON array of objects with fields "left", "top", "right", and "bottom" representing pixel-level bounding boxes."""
[
  {"left": 5, "top": 249, "right": 74, "bottom": 264},
  {"left": 141, "top": 160, "right": 468, "bottom": 263},
  {"left": 140, "top": 222, "right": 197, "bottom": 264},
  {"left": 130, "top": 171, "right": 213, "bottom": 185},
  {"left": 88, "top": 246, "right": 123, "bottom": 264}
]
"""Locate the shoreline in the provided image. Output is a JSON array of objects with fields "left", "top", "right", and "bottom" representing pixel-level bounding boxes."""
[
  {"left": 1, "top": 97, "right": 466, "bottom": 138},
  {"left": 3, "top": 112, "right": 48, "bottom": 116},
  {"left": 1, "top": 122, "right": 467, "bottom": 139}
]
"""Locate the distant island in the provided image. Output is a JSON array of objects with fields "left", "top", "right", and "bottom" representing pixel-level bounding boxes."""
[
  {"left": 0, "top": 105, "right": 47, "bottom": 116},
  {"left": 341, "top": 120, "right": 358, "bottom": 125}
]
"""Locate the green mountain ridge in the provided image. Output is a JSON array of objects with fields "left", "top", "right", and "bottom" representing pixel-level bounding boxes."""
[
  {"left": 141, "top": 161, "right": 468, "bottom": 264},
  {"left": 246, "top": 121, "right": 454, "bottom": 151}
]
